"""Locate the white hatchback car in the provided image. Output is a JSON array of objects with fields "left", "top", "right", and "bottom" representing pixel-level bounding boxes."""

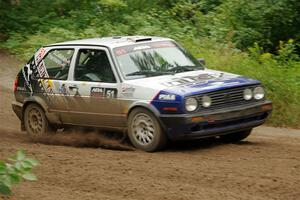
[{"left": 12, "top": 36, "right": 272, "bottom": 151}]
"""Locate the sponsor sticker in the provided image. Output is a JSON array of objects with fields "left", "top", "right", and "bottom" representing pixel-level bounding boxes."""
[
  {"left": 210, "top": 82, "right": 225, "bottom": 85},
  {"left": 38, "top": 79, "right": 53, "bottom": 93},
  {"left": 35, "top": 48, "right": 47, "bottom": 64},
  {"left": 133, "top": 45, "right": 151, "bottom": 51},
  {"left": 36, "top": 61, "right": 49, "bottom": 78},
  {"left": 114, "top": 41, "right": 176, "bottom": 56},
  {"left": 59, "top": 83, "right": 68, "bottom": 95},
  {"left": 161, "top": 74, "right": 218, "bottom": 87},
  {"left": 91, "top": 87, "right": 105, "bottom": 97},
  {"left": 115, "top": 49, "right": 127, "bottom": 56},
  {"left": 158, "top": 94, "right": 176, "bottom": 101},
  {"left": 121, "top": 86, "right": 135, "bottom": 97},
  {"left": 21, "top": 63, "right": 33, "bottom": 93}
]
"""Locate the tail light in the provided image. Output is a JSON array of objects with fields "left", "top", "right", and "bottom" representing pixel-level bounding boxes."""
[{"left": 13, "top": 75, "right": 18, "bottom": 92}]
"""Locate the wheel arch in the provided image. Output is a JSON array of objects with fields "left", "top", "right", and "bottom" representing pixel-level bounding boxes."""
[
  {"left": 22, "top": 96, "right": 61, "bottom": 125},
  {"left": 22, "top": 96, "right": 48, "bottom": 115},
  {"left": 126, "top": 102, "right": 167, "bottom": 131}
]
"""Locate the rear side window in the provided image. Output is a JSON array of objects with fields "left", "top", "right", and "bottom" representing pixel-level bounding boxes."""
[
  {"left": 37, "top": 49, "right": 74, "bottom": 80},
  {"left": 74, "top": 49, "right": 116, "bottom": 83}
]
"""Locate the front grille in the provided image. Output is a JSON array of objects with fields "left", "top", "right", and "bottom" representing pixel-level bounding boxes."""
[{"left": 193, "top": 85, "right": 260, "bottom": 110}]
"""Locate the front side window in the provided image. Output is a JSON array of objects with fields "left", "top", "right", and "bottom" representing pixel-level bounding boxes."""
[
  {"left": 74, "top": 49, "right": 116, "bottom": 83},
  {"left": 113, "top": 41, "right": 204, "bottom": 80},
  {"left": 41, "top": 49, "right": 74, "bottom": 80}
]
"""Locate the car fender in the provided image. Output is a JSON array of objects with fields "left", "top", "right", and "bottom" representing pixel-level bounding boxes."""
[
  {"left": 127, "top": 101, "right": 161, "bottom": 118},
  {"left": 23, "top": 95, "right": 61, "bottom": 124},
  {"left": 126, "top": 100, "right": 168, "bottom": 131}
]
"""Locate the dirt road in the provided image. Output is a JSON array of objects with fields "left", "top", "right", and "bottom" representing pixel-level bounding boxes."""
[{"left": 0, "top": 51, "right": 299, "bottom": 200}]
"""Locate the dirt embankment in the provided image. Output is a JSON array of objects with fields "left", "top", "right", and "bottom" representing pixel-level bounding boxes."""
[{"left": 0, "top": 50, "right": 299, "bottom": 200}]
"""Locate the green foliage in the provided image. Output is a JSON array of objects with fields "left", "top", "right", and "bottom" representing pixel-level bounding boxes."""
[
  {"left": 276, "top": 39, "right": 299, "bottom": 66},
  {"left": 207, "top": 0, "right": 300, "bottom": 51},
  {"left": 0, "top": 150, "right": 38, "bottom": 196},
  {"left": 1, "top": 0, "right": 299, "bottom": 53}
]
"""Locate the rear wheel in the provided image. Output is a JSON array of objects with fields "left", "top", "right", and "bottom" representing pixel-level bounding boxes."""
[
  {"left": 128, "top": 108, "right": 167, "bottom": 152},
  {"left": 24, "top": 104, "right": 51, "bottom": 135},
  {"left": 219, "top": 129, "right": 252, "bottom": 143}
]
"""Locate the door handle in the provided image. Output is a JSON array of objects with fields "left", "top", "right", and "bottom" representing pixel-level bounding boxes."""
[{"left": 69, "top": 85, "right": 78, "bottom": 90}]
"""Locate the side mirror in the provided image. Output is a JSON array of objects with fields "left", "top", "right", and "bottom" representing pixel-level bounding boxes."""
[{"left": 197, "top": 58, "right": 205, "bottom": 66}]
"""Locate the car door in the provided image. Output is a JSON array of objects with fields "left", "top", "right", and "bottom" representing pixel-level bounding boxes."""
[
  {"left": 32, "top": 47, "right": 75, "bottom": 122},
  {"left": 62, "top": 47, "right": 125, "bottom": 129}
]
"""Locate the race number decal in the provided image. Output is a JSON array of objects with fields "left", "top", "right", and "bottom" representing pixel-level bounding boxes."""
[
  {"left": 105, "top": 88, "right": 117, "bottom": 98},
  {"left": 91, "top": 87, "right": 117, "bottom": 98}
]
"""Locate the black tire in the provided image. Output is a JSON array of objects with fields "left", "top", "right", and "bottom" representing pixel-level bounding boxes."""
[
  {"left": 219, "top": 129, "right": 252, "bottom": 143},
  {"left": 23, "top": 103, "right": 52, "bottom": 135},
  {"left": 127, "top": 108, "right": 167, "bottom": 152}
]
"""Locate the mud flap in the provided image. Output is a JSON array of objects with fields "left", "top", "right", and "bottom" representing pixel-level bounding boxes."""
[{"left": 21, "top": 122, "right": 25, "bottom": 131}]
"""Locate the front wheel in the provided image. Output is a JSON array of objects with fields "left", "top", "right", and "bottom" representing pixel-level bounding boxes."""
[
  {"left": 127, "top": 108, "right": 167, "bottom": 152},
  {"left": 23, "top": 103, "right": 51, "bottom": 135},
  {"left": 219, "top": 129, "right": 252, "bottom": 143}
]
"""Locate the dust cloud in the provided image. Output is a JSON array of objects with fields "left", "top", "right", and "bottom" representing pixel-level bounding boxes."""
[{"left": 29, "top": 130, "right": 134, "bottom": 151}]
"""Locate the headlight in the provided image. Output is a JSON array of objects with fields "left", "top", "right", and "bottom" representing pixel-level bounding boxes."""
[
  {"left": 243, "top": 88, "right": 253, "bottom": 100},
  {"left": 253, "top": 86, "right": 265, "bottom": 100},
  {"left": 185, "top": 97, "right": 198, "bottom": 112},
  {"left": 202, "top": 95, "right": 212, "bottom": 108}
]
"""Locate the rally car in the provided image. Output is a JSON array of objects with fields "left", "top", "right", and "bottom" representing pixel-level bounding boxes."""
[{"left": 12, "top": 36, "right": 272, "bottom": 151}]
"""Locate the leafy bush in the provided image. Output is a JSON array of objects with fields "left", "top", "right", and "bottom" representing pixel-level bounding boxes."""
[
  {"left": 207, "top": 0, "right": 300, "bottom": 51},
  {"left": 0, "top": 150, "right": 38, "bottom": 196}
]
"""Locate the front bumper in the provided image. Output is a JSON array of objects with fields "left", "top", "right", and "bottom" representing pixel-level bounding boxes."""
[{"left": 159, "top": 100, "right": 272, "bottom": 140}]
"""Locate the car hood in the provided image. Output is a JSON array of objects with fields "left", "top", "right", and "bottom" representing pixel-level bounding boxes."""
[{"left": 123, "top": 69, "right": 260, "bottom": 96}]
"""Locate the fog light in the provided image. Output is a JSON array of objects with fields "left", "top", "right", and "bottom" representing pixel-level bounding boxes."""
[
  {"left": 202, "top": 95, "right": 212, "bottom": 107},
  {"left": 254, "top": 86, "right": 265, "bottom": 100},
  {"left": 243, "top": 88, "right": 253, "bottom": 100}
]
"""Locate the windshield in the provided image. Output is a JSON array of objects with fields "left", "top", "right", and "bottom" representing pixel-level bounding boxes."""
[{"left": 113, "top": 41, "right": 204, "bottom": 80}]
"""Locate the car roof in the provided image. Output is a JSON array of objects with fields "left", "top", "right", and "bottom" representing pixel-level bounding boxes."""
[{"left": 46, "top": 36, "right": 173, "bottom": 49}]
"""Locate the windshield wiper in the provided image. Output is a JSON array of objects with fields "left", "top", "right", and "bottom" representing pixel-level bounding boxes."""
[
  {"left": 126, "top": 70, "right": 173, "bottom": 77},
  {"left": 167, "top": 65, "right": 198, "bottom": 73}
]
